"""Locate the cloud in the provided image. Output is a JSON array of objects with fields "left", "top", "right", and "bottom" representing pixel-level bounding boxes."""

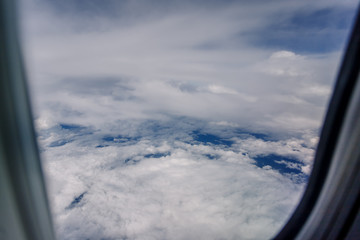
[
  {"left": 18, "top": 0, "right": 358, "bottom": 239},
  {"left": 207, "top": 84, "right": 238, "bottom": 95},
  {"left": 270, "top": 51, "right": 297, "bottom": 59},
  {"left": 38, "top": 119, "right": 308, "bottom": 239},
  {"left": 242, "top": 2, "right": 358, "bottom": 53}
]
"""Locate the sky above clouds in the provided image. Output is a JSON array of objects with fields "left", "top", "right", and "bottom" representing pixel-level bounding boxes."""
[{"left": 19, "top": 0, "right": 358, "bottom": 239}]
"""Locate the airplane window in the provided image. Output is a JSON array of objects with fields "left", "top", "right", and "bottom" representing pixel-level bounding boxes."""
[{"left": 17, "top": 0, "right": 358, "bottom": 239}]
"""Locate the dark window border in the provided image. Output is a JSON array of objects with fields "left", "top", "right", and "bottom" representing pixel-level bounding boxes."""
[
  {"left": 275, "top": 5, "right": 360, "bottom": 240},
  {"left": 0, "top": 0, "right": 55, "bottom": 239}
]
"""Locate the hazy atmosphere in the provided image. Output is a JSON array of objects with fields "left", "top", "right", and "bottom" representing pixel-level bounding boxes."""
[{"left": 20, "top": 0, "right": 358, "bottom": 239}]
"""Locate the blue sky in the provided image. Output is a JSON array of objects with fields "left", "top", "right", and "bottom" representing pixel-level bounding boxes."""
[
  {"left": 20, "top": 0, "right": 358, "bottom": 239},
  {"left": 248, "top": 6, "right": 357, "bottom": 53}
]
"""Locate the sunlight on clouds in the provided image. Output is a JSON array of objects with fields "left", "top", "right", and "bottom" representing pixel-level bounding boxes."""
[
  {"left": 207, "top": 84, "right": 238, "bottom": 95},
  {"left": 270, "top": 51, "right": 297, "bottom": 59}
]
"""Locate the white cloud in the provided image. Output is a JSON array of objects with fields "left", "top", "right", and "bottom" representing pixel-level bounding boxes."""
[
  {"left": 207, "top": 84, "right": 238, "bottom": 95},
  {"left": 18, "top": 0, "right": 358, "bottom": 239},
  {"left": 39, "top": 122, "right": 306, "bottom": 240},
  {"left": 270, "top": 51, "right": 297, "bottom": 59}
]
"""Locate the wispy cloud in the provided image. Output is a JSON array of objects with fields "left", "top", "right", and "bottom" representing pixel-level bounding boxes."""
[{"left": 23, "top": 0, "right": 351, "bottom": 134}]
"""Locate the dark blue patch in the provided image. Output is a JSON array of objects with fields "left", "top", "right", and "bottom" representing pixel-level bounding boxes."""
[
  {"left": 58, "top": 123, "right": 93, "bottom": 137},
  {"left": 244, "top": 7, "right": 356, "bottom": 53},
  {"left": 96, "top": 144, "right": 109, "bottom": 148},
  {"left": 144, "top": 152, "right": 170, "bottom": 158},
  {"left": 124, "top": 158, "right": 140, "bottom": 165},
  {"left": 204, "top": 154, "right": 218, "bottom": 160},
  {"left": 49, "top": 139, "right": 73, "bottom": 147},
  {"left": 60, "top": 124, "right": 85, "bottom": 130},
  {"left": 103, "top": 136, "right": 117, "bottom": 142},
  {"left": 289, "top": 8, "right": 353, "bottom": 30},
  {"left": 192, "top": 131, "right": 233, "bottom": 146},
  {"left": 254, "top": 154, "right": 302, "bottom": 175},
  {"left": 66, "top": 192, "right": 87, "bottom": 210}
]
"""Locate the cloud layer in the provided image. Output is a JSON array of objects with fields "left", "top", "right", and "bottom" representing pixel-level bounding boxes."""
[
  {"left": 39, "top": 120, "right": 308, "bottom": 239},
  {"left": 19, "top": 0, "right": 358, "bottom": 239},
  {"left": 21, "top": 0, "right": 356, "bottom": 136}
]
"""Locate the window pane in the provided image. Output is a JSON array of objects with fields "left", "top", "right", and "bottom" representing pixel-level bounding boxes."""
[{"left": 19, "top": 0, "right": 358, "bottom": 239}]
